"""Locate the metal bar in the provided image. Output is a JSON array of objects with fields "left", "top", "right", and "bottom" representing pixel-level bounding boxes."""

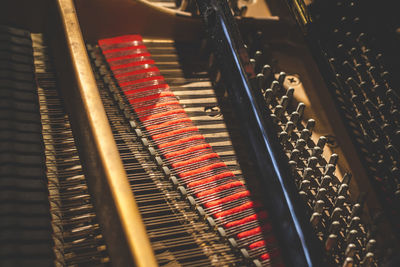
[
  {"left": 195, "top": 1, "right": 324, "bottom": 266},
  {"left": 52, "top": 1, "right": 158, "bottom": 266}
]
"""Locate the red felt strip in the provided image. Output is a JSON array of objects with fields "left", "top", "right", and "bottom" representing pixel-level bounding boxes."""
[
  {"left": 115, "top": 66, "right": 159, "bottom": 78},
  {"left": 123, "top": 83, "right": 169, "bottom": 96},
  {"left": 120, "top": 75, "right": 164, "bottom": 87},
  {"left": 172, "top": 153, "right": 219, "bottom": 168},
  {"left": 214, "top": 201, "right": 255, "bottom": 218},
  {"left": 249, "top": 240, "right": 266, "bottom": 249},
  {"left": 249, "top": 237, "right": 276, "bottom": 250},
  {"left": 111, "top": 59, "right": 155, "bottom": 71},
  {"left": 158, "top": 135, "right": 205, "bottom": 149},
  {"left": 140, "top": 108, "right": 185, "bottom": 122},
  {"left": 204, "top": 190, "right": 250, "bottom": 208},
  {"left": 137, "top": 101, "right": 181, "bottom": 114},
  {"left": 261, "top": 253, "right": 270, "bottom": 261},
  {"left": 107, "top": 52, "right": 151, "bottom": 62},
  {"left": 225, "top": 211, "right": 268, "bottom": 228},
  {"left": 99, "top": 35, "right": 142, "bottom": 46},
  {"left": 179, "top": 162, "right": 227, "bottom": 178},
  {"left": 187, "top": 171, "right": 234, "bottom": 188},
  {"left": 102, "top": 45, "right": 147, "bottom": 55},
  {"left": 196, "top": 181, "right": 244, "bottom": 198},
  {"left": 164, "top": 143, "right": 211, "bottom": 158},
  {"left": 128, "top": 91, "right": 174, "bottom": 104},
  {"left": 237, "top": 224, "right": 272, "bottom": 239},
  {"left": 151, "top": 125, "right": 197, "bottom": 139},
  {"left": 237, "top": 226, "right": 262, "bottom": 239}
]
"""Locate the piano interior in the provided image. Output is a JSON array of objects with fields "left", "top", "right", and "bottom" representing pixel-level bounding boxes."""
[{"left": 1, "top": 0, "right": 399, "bottom": 266}]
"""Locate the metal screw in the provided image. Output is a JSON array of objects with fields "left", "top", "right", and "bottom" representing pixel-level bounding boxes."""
[{"left": 286, "top": 75, "right": 301, "bottom": 86}]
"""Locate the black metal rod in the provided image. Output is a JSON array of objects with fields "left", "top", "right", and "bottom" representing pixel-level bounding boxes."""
[{"left": 195, "top": 1, "right": 324, "bottom": 266}]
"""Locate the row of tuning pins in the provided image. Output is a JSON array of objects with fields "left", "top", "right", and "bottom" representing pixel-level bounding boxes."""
[
  {"left": 174, "top": 0, "right": 248, "bottom": 17},
  {"left": 245, "top": 31, "right": 377, "bottom": 266},
  {"left": 320, "top": 1, "right": 400, "bottom": 204}
]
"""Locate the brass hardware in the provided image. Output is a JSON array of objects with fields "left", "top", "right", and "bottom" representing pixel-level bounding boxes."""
[{"left": 52, "top": 0, "right": 158, "bottom": 266}]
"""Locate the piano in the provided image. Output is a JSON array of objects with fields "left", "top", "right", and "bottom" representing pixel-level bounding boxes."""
[{"left": 1, "top": 0, "right": 399, "bottom": 266}]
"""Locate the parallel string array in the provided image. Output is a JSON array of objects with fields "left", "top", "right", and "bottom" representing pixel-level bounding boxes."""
[
  {"left": 87, "top": 35, "right": 284, "bottom": 266},
  {"left": 33, "top": 33, "right": 110, "bottom": 266}
]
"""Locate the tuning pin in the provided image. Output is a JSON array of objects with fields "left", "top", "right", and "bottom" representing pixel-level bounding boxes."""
[
  {"left": 350, "top": 203, "right": 362, "bottom": 218},
  {"left": 274, "top": 105, "right": 284, "bottom": 119},
  {"left": 366, "top": 239, "right": 376, "bottom": 253},
  {"left": 360, "top": 252, "right": 374, "bottom": 267},
  {"left": 288, "top": 160, "right": 298, "bottom": 172},
  {"left": 302, "top": 167, "right": 313, "bottom": 181},
  {"left": 378, "top": 103, "right": 391, "bottom": 119},
  {"left": 314, "top": 199, "right": 325, "bottom": 214},
  {"left": 270, "top": 113, "right": 278, "bottom": 123},
  {"left": 285, "top": 121, "right": 295, "bottom": 135},
  {"left": 307, "top": 156, "right": 318, "bottom": 169},
  {"left": 286, "top": 87, "right": 294, "bottom": 99},
  {"left": 312, "top": 146, "right": 323, "bottom": 158},
  {"left": 365, "top": 49, "right": 377, "bottom": 66},
  {"left": 278, "top": 72, "right": 286, "bottom": 85},
  {"left": 357, "top": 113, "right": 375, "bottom": 139},
  {"left": 254, "top": 50, "right": 263, "bottom": 62},
  {"left": 249, "top": 58, "right": 256, "bottom": 70},
  {"left": 386, "top": 89, "right": 400, "bottom": 104},
  {"left": 321, "top": 175, "right": 332, "bottom": 188},
  {"left": 342, "top": 257, "right": 354, "bottom": 267},
  {"left": 345, "top": 243, "right": 357, "bottom": 257},
  {"left": 262, "top": 65, "right": 272, "bottom": 80},
  {"left": 263, "top": 89, "right": 274, "bottom": 106},
  {"left": 346, "top": 229, "right": 358, "bottom": 243},
  {"left": 351, "top": 94, "right": 365, "bottom": 114},
  {"left": 342, "top": 173, "right": 352, "bottom": 185},
  {"left": 329, "top": 154, "right": 339, "bottom": 166},
  {"left": 296, "top": 103, "right": 306, "bottom": 119},
  {"left": 386, "top": 146, "right": 399, "bottom": 166},
  {"left": 347, "top": 77, "right": 363, "bottom": 95},
  {"left": 256, "top": 73, "right": 266, "bottom": 91},
  {"left": 360, "top": 81, "right": 376, "bottom": 101},
  {"left": 316, "top": 188, "right": 327, "bottom": 201},
  {"left": 357, "top": 32, "right": 368, "bottom": 46},
  {"left": 342, "top": 61, "right": 358, "bottom": 80},
  {"left": 278, "top": 131, "right": 289, "bottom": 143},
  {"left": 290, "top": 149, "right": 300, "bottom": 162},
  {"left": 381, "top": 71, "right": 391, "bottom": 85},
  {"left": 328, "top": 57, "right": 339, "bottom": 72},
  {"left": 299, "top": 190, "right": 309, "bottom": 202},
  {"left": 310, "top": 212, "right": 322, "bottom": 227},
  {"left": 295, "top": 139, "right": 307, "bottom": 150},
  {"left": 391, "top": 110, "right": 400, "bottom": 125},
  {"left": 348, "top": 216, "right": 360, "bottom": 230},
  {"left": 334, "top": 195, "right": 346, "bottom": 208},
  {"left": 271, "top": 80, "right": 280, "bottom": 95},
  {"left": 324, "top": 164, "right": 336, "bottom": 176},
  {"left": 369, "top": 66, "right": 382, "bottom": 83},
  {"left": 289, "top": 111, "right": 300, "bottom": 125},
  {"left": 317, "top": 136, "right": 327, "bottom": 149},
  {"left": 300, "top": 179, "right": 311, "bottom": 191},
  {"left": 325, "top": 234, "right": 338, "bottom": 251},
  {"left": 328, "top": 221, "right": 341, "bottom": 234},
  {"left": 338, "top": 183, "right": 349, "bottom": 196},
  {"left": 355, "top": 64, "right": 368, "bottom": 81},
  {"left": 300, "top": 129, "right": 312, "bottom": 141},
  {"left": 349, "top": 47, "right": 363, "bottom": 64},
  {"left": 331, "top": 207, "right": 343, "bottom": 221},
  {"left": 280, "top": 95, "right": 289, "bottom": 111},
  {"left": 306, "top": 119, "right": 316, "bottom": 132}
]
